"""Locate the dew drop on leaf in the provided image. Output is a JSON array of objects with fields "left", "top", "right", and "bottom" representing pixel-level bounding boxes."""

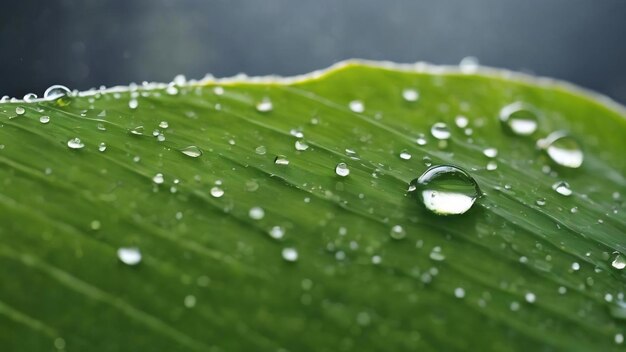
[
  {"left": 454, "top": 115, "right": 469, "bottom": 128},
  {"left": 180, "top": 146, "right": 203, "bottom": 158},
  {"left": 67, "top": 138, "right": 85, "bottom": 150},
  {"left": 159, "top": 121, "right": 169, "bottom": 129},
  {"left": 256, "top": 98, "right": 273, "bottom": 112},
  {"left": 210, "top": 186, "right": 224, "bottom": 198},
  {"left": 486, "top": 161, "right": 498, "bottom": 171},
  {"left": 430, "top": 122, "right": 450, "bottom": 140},
  {"left": 538, "top": 131, "right": 584, "bottom": 168},
  {"left": 412, "top": 165, "right": 480, "bottom": 215},
  {"left": 152, "top": 173, "right": 164, "bottom": 184},
  {"left": 611, "top": 252, "right": 626, "bottom": 270},
  {"left": 295, "top": 140, "right": 309, "bottom": 151},
  {"left": 429, "top": 246, "right": 445, "bottom": 261},
  {"left": 15, "top": 106, "right": 25, "bottom": 115},
  {"left": 117, "top": 247, "right": 142, "bottom": 266},
  {"left": 249, "top": 206, "right": 265, "bottom": 220},
  {"left": 454, "top": 287, "right": 465, "bottom": 298},
  {"left": 128, "top": 99, "right": 138, "bottom": 110},
  {"left": 552, "top": 181, "right": 572, "bottom": 196},
  {"left": 399, "top": 150, "right": 412, "bottom": 160},
  {"left": 98, "top": 142, "right": 107, "bottom": 152},
  {"left": 269, "top": 226, "right": 285, "bottom": 239},
  {"left": 389, "top": 225, "right": 406, "bottom": 240},
  {"left": 282, "top": 247, "right": 298, "bottom": 262},
  {"left": 43, "top": 85, "right": 70, "bottom": 100},
  {"left": 274, "top": 155, "right": 289, "bottom": 166},
  {"left": 335, "top": 162, "right": 350, "bottom": 177},
  {"left": 499, "top": 102, "right": 539, "bottom": 136},
  {"left": 39, "top": 115, "right": 50, "bottom": 124},
  {"left": 416, "top": 134, "right": 427, "bottom": 146},
  {"left": 349, "top": 100, "right": 364, "bottom": 113},
  {"left": 483, "top": 148, "right": 498, "bottom": 158},
  {"left": 130, "top": 126, "right": 144, "bottom": 135},
  {"left": 23, "top": 93, "right": 37, "bottom": 102},
  {"left": 402, "top": 88, "right": 419, "bottom": 102}
]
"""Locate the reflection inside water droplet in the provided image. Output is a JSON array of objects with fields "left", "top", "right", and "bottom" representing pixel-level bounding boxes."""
[
  {"left": 335, "top": 162, "right": 350, "bottom": 177},
  {"left": 412, "top": 165, "right": 480, "bottom": 215},
  {"left": 67, "top": 138, "right": 85, "bottom": 149},
  {"left": 499, "top": 102, "right": 539, "bottom": 136},
  {"left": 430, "top": 122, "right": 450, "bottom": 140},
  {"left": 552, "top": 181, "right": 572, "bottom": 196},
  {"left": 118, "top": 247, "right": 141, "bottom": 265},
  {"left": 180, "top": 146, "right": 202, "bottom": 158},
  {"left": 538, "top": 131, "right": 584, "bottom": 168},
  {"left": 349, "top": 100, "right": 364, "bottom": 113}
]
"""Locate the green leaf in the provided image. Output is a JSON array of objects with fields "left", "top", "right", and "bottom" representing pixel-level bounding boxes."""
[{"left": 0, "top": 61, "right": 625, "bottom": 351}]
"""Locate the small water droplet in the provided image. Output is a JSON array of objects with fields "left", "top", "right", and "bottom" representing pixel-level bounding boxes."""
[
  {"left": 213, "top": 86, "right": 224, "bottom": 95},
  {"left": 536, "top": 198, "right": 546, "bottom": 206},
  {"left": 416, "top": 134, "right": 427, "bottom": 146},
  {"left": 153, "top": 173, "right": 164, "bottom": 184},
  {"left": 430, "top": 122, "right": 450, "bottom": 140},
  {"left": 295, "top": 140, "right": 309, "bottom": 151},
  {"left": 256, "top": 98, "right": 273, "bottom": 112},
  {"left": 249, "top": 206, "right": 265, "bottom": 220},
  {"left": 429, "top": 246, "right": 445, "bottom": 261},
  {"left": 117, "top": 247, "right": 141, "bottom": 265},
  {"left": 180, "top": 146, "right": 202, "bottom": 158},
  {"left": 184, "top": 295, "right": 196, "bottom": 308},
  {"left": 486, "top": 161, "right": 498, "bottom": 171},
  {"left": 15, "top": 106, "right": 25, "bottom": 115},
  {"left": 282, "top": 247, "right": 298, "bottom": 262},
  {"left": 390, "top": 225, "right": 406, "bottom": 240},
  {"left": 128, "top": 99, "right": 138, "bottom": 109},
  {"left": 210, "top": 186, "right": 224, "bottom": 198},
  {"left": 402, "top": 88, "right": 419, "bottom": 102},
  {"left": 159, "top": 121, "right": 169, "bottom": 129},
  {"left": 130, "top": 126, "right": 144, "bottom": 135},
  {"left": 274, "top": 155, "right": 289, "bottom": 165},
  {"left": 166, "top": 85, "right": 179, "bottom": 95},
  {"left": 459, "top": 56, "right": 479, "bottom": 73},
  {"left": 615, "top": 333, "right": 624, "bottom": 345},
  {"left": 412, "top": 165, "right": 480, "bottom": 215},
  {"left": 67, "top": 138, "right": 85, "bottom": 149},
  {"left": 349, "top": 100, "right": 364, "bottom": 113},
  {"left": 23, "top": 93, "right": 37, "bottom": 102},
  {"left": 39, "top": 116, "right": 50, "bottom": 124},
  {"left": 538, "top": 131, "right": 584, "bottom": 168},
  {"left": 44, "top": 85, "right": 70, "bottom": 100},
  {"left": 98, "top": 142, "right": 107, "bottom": 152},
  {"left": 483, "top": 148, "right": 498, "bottom": 158},
  {"left": 499, "top": 102, "right": 539, "bottom": 136},
  {"left": 269, "top": 226, "right": 285, "bottom": 239},
  {"left": 399, "top": 150, "right": 412, "bottom": 160},
  {"left": 454, "top": 115, "right": 469, "bottom": 128},
  {"left": 552, "top": 181, "right": 572, "bottom": 196},
  {"left": 454, "top": 287, "right": 465, "bottom": 298},
  {"left": 612, "top": 252, "right": 626, "bottom": 270},
  {"left": 90, "top": 220, "right": 101, "bottom": 230},
  {"left": 335, "top": 162, "right": 350, "bottom": 177},
  {"left": 525, "top": 292, "right": 536, "bottom": 303}
]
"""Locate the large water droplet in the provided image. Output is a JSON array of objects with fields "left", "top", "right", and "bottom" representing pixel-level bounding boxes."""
[
  {"left": 430, "top": 122, "right": 450, "bottom": 140},
  {"left": 44, "top": 85, "right": 71, "bottom": 100},
  {"left": 39, "top": 116, "right": 50, "bottom": 124},
  {"left": 117, "top": 247, "right": 142, "bottom": 265},
  {"left": 538, "top": 131, "right": 583, "bottom": 168},
  {"left": 412, "top": 165, "right": 480, "bottom": 215},
  {"left": 67, "top": 138, "right": 85, "bottom": 149},
  {"left": 499, "top": 102, "right": 539, "bottom": 136},
  {"left": 180, "top": 146, "right": 202, "bottom": 158},
  {"left": 552, "top": 181, "right": 572, "bottom": 196},
  {"left": 335, "top": 162, "right": 350, "bottom": 177}
]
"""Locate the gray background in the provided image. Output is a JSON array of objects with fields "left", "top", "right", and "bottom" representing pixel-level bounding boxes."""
[{"left": 2, "top": 0, "right": 626, "bottom": 103}]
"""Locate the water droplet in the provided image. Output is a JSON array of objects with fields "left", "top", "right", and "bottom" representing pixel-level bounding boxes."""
[
  {"left": 525, "top": 292, "right": 536, "bottom": 303},
  {"left": 15, "top": 106, "right": 25, "bottom": 115},
  {"left": 538, "top": 131, "right": 584, "bottom": 168},
  {"left": 117, "top": 247, "right": 142, "bottom": 265},
  {"left": 335, "top": 162, "right": 350, "bottom": 177},
  {"left": 159, "top": 121, "right": 169, "bottom": 129},
  {"left": 390, "top": 225, "right": 406, "bottom": 240},
  {"left": 615, "top": 333, "right": 624, "bottom": 345},
  {"left": 128, "top": 99, "right": 138, "bottom": 109},
  {"left": 552, "top": 181, "right": 572, "bottom": 196},
  {"left": 486, "top": 161, "right": 498, "bottom": 171},
  {"left": 249, "top": 207, "right": 265, "bottom": 220},
  {"left": 612, "top": 252, "right": 626, "bottom": 270},
  {"left": 213, "top": 86, "right": 224, "bottom": 95},
  {"left": 166, "top": 85, "right": 179, "bottom": 95},
  {"left": 282, "top": 247, "right": 298, "bottom": 262},
  {"left": 210, "top": 186, "right": 224, "bottom": 198},
  {"left": 67, "top": 138, "right": 85, "bottom": 149},
  {"left": 454, "top": 115, "right": 469, "bottom": 128},
  {"left": 459, "top": 56, "right": 479, "bottom": 73},
  {"left": 412, "top": 165, "right": 480, "bottom": 215},
  {"left": 130, "top": 126, "right": 144, "bottom": 135},
  {"left": 454, "top": 287, "right": 465, "bottom": 298},
  {"left": 499, "top": 102, "right": 538, "bottom": 136},
  {"left": 274, "top": 155, "right": 289, "bottom": 165},
  {"left": 536, "top": 198, "right": 546, "bottom": 206},
  {"left": 349, "top": 100, "right": 364, "bottom": 113},
  {"left": 90, "top": 220, "right": 101, "bottom": 230},
  {"left": 295, "top": 140, "right": 309, "bottom": 151},
  {"left": 184, "top": 295, "right": 196, "bottom": 308},
  {"left": 571, "top": 262, "right": 581, "bottom": 271},
  {"left": 153, "top": 173, "right": 164, "bottom": 184},
  {"left": 483, "top": 148, "right": 498, "bottom": 158},
  {"left": 39, "top": 116, "right": 50, "bottom": 124},
  {"left": 180, "top": 146, "right": 202, "bottom": 158},
  {"left": 416, "top": 134, "right": 427, "bottom": 146},
  {"left": 399, "top": 150, "right": 412, "bottom": 160},
  {"left": 98, "top": 142, "right": 107, "bottom": 152},
  {"left": 430, "top": 122, "right": 450, "bottom": 140},
  {"left": 23, "top": 93, "right": 37, "bottom": 102},
  {"left": 269, "top": 226, "right": 285, "bottom": 239},
  {"left": 429, "top": 246, "right": 445, "bottom": 261},
  {"left": 256, "top": 98, "right": 273, "bottom": 112},
  {"left": 44, "top": 85, "right": 70, "bottom": 100},
  {"left": 402, "top": 89, "right": 419, "bottom": 102}
]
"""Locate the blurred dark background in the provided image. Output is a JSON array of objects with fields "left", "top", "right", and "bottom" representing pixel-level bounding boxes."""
[{"left": 2, "top": 0, "right": 626, "bottom": 103}]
